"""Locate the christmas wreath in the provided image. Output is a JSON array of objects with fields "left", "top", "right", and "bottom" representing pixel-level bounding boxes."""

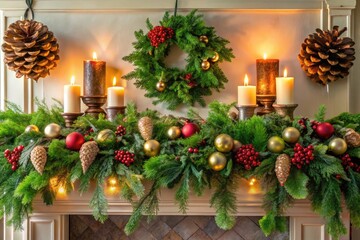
[{"left": 123, "top": 10, "right": 234, "bottom": 110}]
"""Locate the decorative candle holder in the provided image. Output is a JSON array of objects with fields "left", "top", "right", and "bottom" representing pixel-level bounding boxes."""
[
  {"left": 62, "top": 113, "right": 83, "bottom": 128},
  {"left": 273, "top": 103, "right": 298, "bottom": 120},
  {"left": 236, "top": 105, "right": 257, "bottom": 121},
  {"left": 81, "top": 96, "right": 107, "bottom": 118},
  {"left": 256, "top": 95, "right": 276, "bottom": 115},
  {"left": 106, "top": 106, "right": 126, "bottom": 121}
]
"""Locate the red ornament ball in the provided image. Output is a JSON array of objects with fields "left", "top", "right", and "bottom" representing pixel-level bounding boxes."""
[
  {"left": 315, "top": 122, "right": 334, "bottom": 139},
  {"left": 66, "top": 132, "right": 85, "bottom": 151},
  {"left": 181, "top": 122, "right": 199, "bottom": 138}
]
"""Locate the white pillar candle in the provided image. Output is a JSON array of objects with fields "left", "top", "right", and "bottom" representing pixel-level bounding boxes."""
[
  {"left": 107, "top": 77, "right": 124, "bottom": 107},
  {"left": 238, "top": 74, "right": 256, "bottom": 106},
  {"left": 276, "top": 69, "right": 295, "bottom": 104},
  {"left": 64, "top": 76, "right": 81, "bottom": 113}
]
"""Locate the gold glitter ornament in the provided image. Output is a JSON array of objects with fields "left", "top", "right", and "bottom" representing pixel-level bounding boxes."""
[{"left": 275, "top": 154, "right": 291, "bottom": 186}]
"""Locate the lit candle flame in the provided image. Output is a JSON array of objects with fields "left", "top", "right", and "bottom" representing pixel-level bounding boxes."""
[
  {"left": 70, "top": 76, "right": 75, "bottom": 85},
  {"left": 244, "top": 74, "right": 249, "bottom": 86},
  {"left": 263, "top": 53, "right": 267, "bottom": 60},
  {"left": 92, "top": 52, "right": 97, "bottom": 60},
  {"left": 284, "top": 68, "right": 288, "bottom": 77},
  {"left": 112, "top": 77, "right": 117, "bottom": 86}
]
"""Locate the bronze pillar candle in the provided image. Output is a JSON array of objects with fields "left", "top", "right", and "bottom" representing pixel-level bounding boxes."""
[
  {"left": 256, "top": 57, "right": 279, "bottom": 115},
  {"left": 83, "top": 53, "right": 106, "bottom": 96}
]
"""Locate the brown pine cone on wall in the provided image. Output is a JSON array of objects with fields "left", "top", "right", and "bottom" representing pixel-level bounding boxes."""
[
  {"left": 298, "top": 26, "right": 355, "bottom": 85},
  {"left": 1, "top": 20, "right": 60, "bottom": 81}
]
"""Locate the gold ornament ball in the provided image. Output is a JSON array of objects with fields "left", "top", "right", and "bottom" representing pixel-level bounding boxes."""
[
  {"left": 232, "top": 140, "right": 242, "bottom": 152},
  {"left": 211, "top": 52, "right": 219, "bottom": 62},
  {"left": 329, "top": 138, "right": 347, "bottom": 155},
  {"left": 214, "top": 134, "right": 234, "bottom": 153},
  {"left": 201, "top": 60, "right": 210, "bottom": 70},
  {"left": 282, "top": 127, "right": 300, "bottom": 143},
  {"left": 208, "top": 152, "right": 227, "bottom": 171},
  {"left": 144, "top": 140, "right": 161, "bottom": 157},
  {"left": 25, "top": 125, "right": 39, "bottom": 133},
  {"left": 199, "top": 35, "right": 209, "bottom": 44},
  {"left": 156, "top": 81, "right": 166, "bottom": 92},
  {"left": 267, "top": 136, "right": 285, "bottom": 153},
  {"left": 44, "top": 123, "right": 61, "bottom": 138},
  {"left": 96, "top": 129, "right": 116, "bottom": 143},
  {"left": 167, "top": 126, "right": 182, "bottom": 140}
]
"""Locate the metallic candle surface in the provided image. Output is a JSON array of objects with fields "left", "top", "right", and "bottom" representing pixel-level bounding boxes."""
[
  {"left": 83, "top": 53, "right": 106, "bottom": 96},
  {"left": 256, "top": 56, "right": 279, "bottom": 97}
]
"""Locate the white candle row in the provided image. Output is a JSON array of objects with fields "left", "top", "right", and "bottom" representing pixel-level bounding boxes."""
[
  {"left": 237, "top": 69, "right": 295, "bottom": 106},
  {"left": 64, "top": 76, "right": 125, "bottom": 113}
]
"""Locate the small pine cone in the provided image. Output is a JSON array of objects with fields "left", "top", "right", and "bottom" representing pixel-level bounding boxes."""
[
  {"left": 344, "top": 128, "right": 360, "bottom": 147},
  {"left": 1, "top": 20, "right": 60, "bottom": 81},
  {"left": 138, "top": 116, "right": 153, "bottom": 141},
  {"left": 79, "top": 141, "right": 99, "bottom": 174},
  {"left": 275, "top": 154, "right": 291, "bottom": 186},
  {"left": 30, "top": 146, "right": 47, "bottom": 175},
  {"left": 298, "top": 26, "right": 355, "bottom": 85}
]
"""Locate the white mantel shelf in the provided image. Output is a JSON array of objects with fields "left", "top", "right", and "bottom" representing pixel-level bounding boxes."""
[{"left": 31, "top": 179, "right": 316, "bottom": 217}]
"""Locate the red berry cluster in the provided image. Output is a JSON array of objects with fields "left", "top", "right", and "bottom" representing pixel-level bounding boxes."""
[
  {"left": 187, "top": 82, "right": 197, "bottom": 88},
  {"left": 184, "top": 73, "right": 192, "bottom": 82},
  {"left": 298, "top": 117, "right": 309, "bottom": 130},
  {"left": 84, "top": 128, "right": 94, "bottom": 137},
  {"left": 148, "top": 26, "right": 174, "bottom": 47},
  {"left": 234, "top": 144, "right": 260, "bottom": 170},
  {"left": 311, "top": 120, "right": 319, "bottom": 130},
  {"left": 114, "top": 150, "right": 135, "bottom": 167},
  {"left": 115, "top": 125, "right": 126, "bottom": 136},
  {"left": 4, "top": 145, "right": 24, "bottom": 171},
  {"left": 291, "top": 143, "right": 314, "bottom": 169},
  {"left": 341, "top": 153, "right": 360, "bottom": 172},
  {"left": 188, "top": 147, "right": 199, "bottom": 154}
]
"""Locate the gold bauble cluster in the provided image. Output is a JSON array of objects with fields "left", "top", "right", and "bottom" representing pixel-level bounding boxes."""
[
  {"left": 167, "top": 126, "right": 182, "bottom": 140},
  {"left": 329, "top": 138, "right": 347, "bottom": 155},
  {"left": 267, "top": 136, "right": 285, "bottom": 153},
  {"left": 144, "top": 139, "right": 161, "bottom": 157},
  {"left": 208, "top": 152, "right": 227, "bottom": 171},
  {"left": 44, "top": 123, "right": 61, "bottom": 138},
  {"left": 282, "top": 127, "right": 300, "bottom": 143},
  {"left": 96, "top": 129, "right": 116, "bottom": 143},
  {"left": 156, "top": 81, "right": 166, "bottom": 92},
  {"left": 214, "top": 134, "right": 234, "bottom": 153}
]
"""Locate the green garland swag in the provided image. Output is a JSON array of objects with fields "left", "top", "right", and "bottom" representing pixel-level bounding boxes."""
[
  {"left": 0, "top": 100, "right": 360, "bottom": 240},
  {"left": 122, "top": 10, "right": 234, "bottom": 110}
]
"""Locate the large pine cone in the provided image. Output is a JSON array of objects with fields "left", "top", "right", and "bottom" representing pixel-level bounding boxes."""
[
  {"left": 1, "top": 20, "right": 60, "bottom": 81},
  {"left": 298, "top": 26, "right": 355, "bottom": 85},
  {"left": 30, "top": 146, "right": 47, "bottom": 175},
  {"left": 344, "top": 128, "right": 360, "bottom": 147},
  {"left": 79, "top": 141, "right": 99, "bottom": 174},
  {"left": 138, "top": 116, "right": 153, "bottom": 141}
]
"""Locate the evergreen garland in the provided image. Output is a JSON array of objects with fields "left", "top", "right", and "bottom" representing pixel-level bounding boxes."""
[
  {"left": 0, "top": 101, "right": 359, "bottom": 240},
  {"left": 122, "top": 10, "right": 234, "bottom": 110}
]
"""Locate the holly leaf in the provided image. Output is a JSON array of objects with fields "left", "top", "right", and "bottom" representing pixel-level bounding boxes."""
[{"left": 284, "top": 168, "right": 309, "bottom": 199}]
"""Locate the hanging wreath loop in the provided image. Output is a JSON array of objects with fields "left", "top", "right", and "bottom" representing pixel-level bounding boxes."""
[{"left": 123, "top": 10, "right": 234, "bottom": 110}]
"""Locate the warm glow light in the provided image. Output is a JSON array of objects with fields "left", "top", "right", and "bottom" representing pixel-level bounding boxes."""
[
  {"left": 109, "top": 177, "right": 117, "bottom": 185},
  {"left": 58, "top": 185, "right": 66, "bottom": 195},
  {"left": 92, "top": 52, "right": 97, "bottom": 60},
  {"left": 283, "top": 68, "right": 288, "bottom": 78},
  {"left": 263, "top": 53, "right": 267, "bottom": 60},
  {"left": 249, "top": 178, "right": 256, "bottom": 186},
  {"left": 112, "top": 77, "right": 117, "bottom": 86},
  {"left": 70, "top": 76, "right": 75, "bottom": 85},
  {"left": 244, "top": 74, "right": 249, "bottom": 86},
  {"left": 109, "top": 186, "right": 117, "bottom": 193}
]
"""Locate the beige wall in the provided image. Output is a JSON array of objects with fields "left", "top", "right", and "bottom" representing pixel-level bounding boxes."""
[
  {"left": 0, "top": 0, "right": 358, "bottom": 118},
  {"left": 351, "top": 2, "right": 360, "bottom": 113}
]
